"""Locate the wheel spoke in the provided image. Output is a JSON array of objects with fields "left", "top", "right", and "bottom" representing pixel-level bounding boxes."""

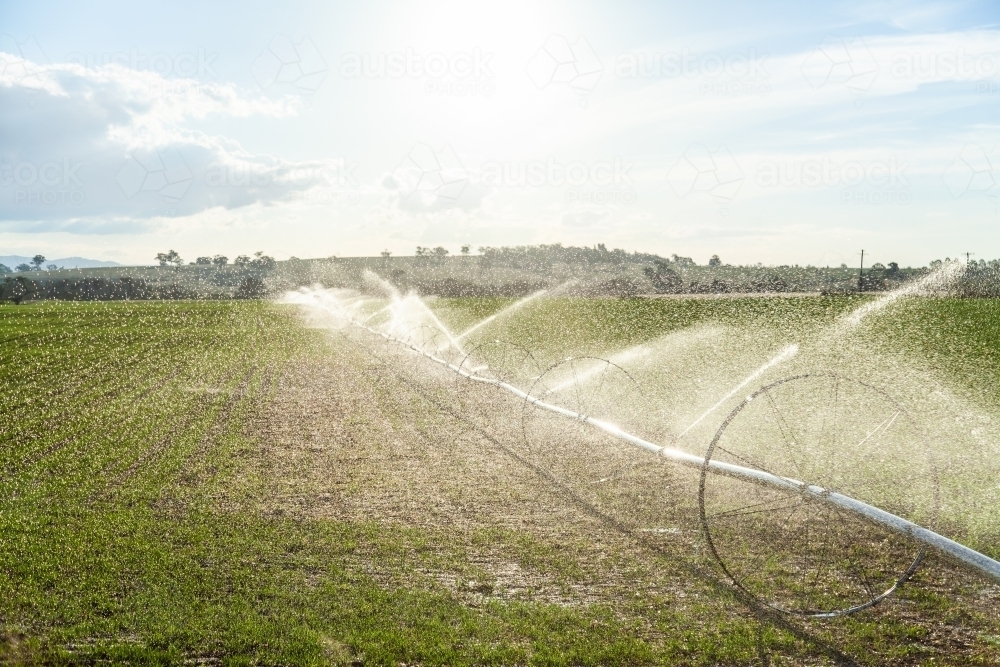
[
  {"left": 763, "top": 388, "right": 806, "bottom": 479},
  {"left": 830, "top": 505, "right": 887, "bottom": 602},
  {"left": 588, "top": 363, "right": 610, "bottom": 417},
  {"left": 717, "top": 445, "right": 783, "bottom": 480},
  {"left": 806, "top": 506, "right": 834, "bottom": 595},
  {"left": 708, "top": 498, "right": 805, "bottom": 521}
]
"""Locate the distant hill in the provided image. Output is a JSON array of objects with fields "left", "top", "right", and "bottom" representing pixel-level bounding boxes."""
[{"left": 0, "top": 256, "right": 122, "bottom": 270}]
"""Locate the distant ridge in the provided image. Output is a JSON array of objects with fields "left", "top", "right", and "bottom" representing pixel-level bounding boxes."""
[{"left": 0, "top": 256, "right": 122, "bottom": 269}]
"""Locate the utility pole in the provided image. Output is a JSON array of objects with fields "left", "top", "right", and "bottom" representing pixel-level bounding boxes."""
[
  {"left": 858, "top": 249, "right": 865, "bottom": 293},
  {"left": 965, "top": 252, "right": 974, "bottom": 265}
]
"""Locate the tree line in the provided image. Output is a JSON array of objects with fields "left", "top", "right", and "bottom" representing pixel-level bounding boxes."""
[{"left": 154, "top": 249, "right": 276, "bottom": 270}]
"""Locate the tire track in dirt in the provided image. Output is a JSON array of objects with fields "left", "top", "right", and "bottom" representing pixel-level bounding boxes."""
[{"left": 169, "top": 364, "right": 274, "bottom": 494}]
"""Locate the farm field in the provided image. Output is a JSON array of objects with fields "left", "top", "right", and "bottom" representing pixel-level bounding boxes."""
[{"left": 1, "top": 296, "right": 1000, "bottom": 665}]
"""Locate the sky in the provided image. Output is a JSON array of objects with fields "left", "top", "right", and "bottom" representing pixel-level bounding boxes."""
[{"left": 1, "top": 0, "right": 998, "bottom": 267}]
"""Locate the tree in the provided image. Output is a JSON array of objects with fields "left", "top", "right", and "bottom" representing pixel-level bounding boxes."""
[
  {"left": 5, "top": 276, "right": 34, "bottom": 304},
  {"left": 389, "top": 268, "right": 406, "bottom": 286},
  {"left": 599, "top": 276, "right": 640, "bottom": 297},
  {"left": 30, "top": 255, "right": 46, "bottom": 270},
  {"left": 235, "top": 276, "right": 266, "bottom": 299},
  {"left": 249, "top": 251, "right": 276, "bottom": 271},
  {"left": 46, "top": 264, "right": 58, "bottom": 271},
  {"left": 212, "top": 255, "right": 228, "bottom": 266},
  {"left": 195, "top": 256, "right": 212, "bottom": 265},
  {"left": 671, "top": 254, "right": 695, "bottom": 267},
  {"left": 0, "top": 263, "right": 10, "bottom": 275},
  {"left": 461, "top": 244, "right": 470, "bottom": 255},
  {"left": 234, "top": 255, "right": 251, "bottom": 266},
  {"left": 644, "top": 261, "right": 683, "bottom": 293},
  {"left": 381, "top": 249, "right": 392, "bottom": 259},
  {"left": 709, "top": 255, "right": 721, "bottom": 267},
  {"left": 155, "top": 250, "right": 183, "bottom": 267},
  {"left": 15, "top": 263, "right": 32, "bottom": 272},
  {"left": 431, "top": 246, "right": 449, "bottom": 265}
]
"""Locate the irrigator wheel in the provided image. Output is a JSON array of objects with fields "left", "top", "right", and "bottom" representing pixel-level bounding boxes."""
[
  {"left": 521, "top": 357, "right": 661, "bottom": 494},
  {"left": 446, "top": 339, "right": 544, "bottom": 428},
  {"left": 457, "top": 339, "right": 541, "bottom": 389},
  {"left": 698, "top": 372, "right": 938, "bottom": 617},
  {"left": 395, "top": 324, "right": 458, "bottom": 372}
]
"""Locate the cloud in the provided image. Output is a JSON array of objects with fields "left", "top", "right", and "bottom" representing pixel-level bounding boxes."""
[
  {"left": 0, "top": 53, "right": 357, "bottom": 232},
  {"left": 0, "top": 217, "right": 158, "bottom": 235},
  {"left": 575, "top": 29, "right": 1000, "bottom": 152}
]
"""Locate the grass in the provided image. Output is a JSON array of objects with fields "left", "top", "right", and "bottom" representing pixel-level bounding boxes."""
[
  {"left": 433, "top": 294, "right": 864, "bottom": 358},
  {"left": 1, "top": 297, "right": 999, "bottom": 664}
]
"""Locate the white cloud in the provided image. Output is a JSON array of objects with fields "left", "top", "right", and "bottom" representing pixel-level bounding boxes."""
[{"left": 0, "top": 54, "right": 359, "bottom": 232}]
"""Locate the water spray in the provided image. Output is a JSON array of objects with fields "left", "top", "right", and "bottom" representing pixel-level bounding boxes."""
[
  {"left": 285, "top": 287, "right": 1000, "bottom": 611},
  {"left": 456, "top": 289, "right": 549, "bottom": 341},
  {"left": 679, "top": 344, "right": 799, "bottom": 438},
  {"left": 411, "top": 294, "right": 465, "bottom": 356},
  {"left": 839, "top": 260, "right": 964, "bottom": 330},
  {"left": 543, "top": 345, "right": 651, "bottom": 395},
  {"left": 362, "top": 302, "right": 397, "bottom": 325}
]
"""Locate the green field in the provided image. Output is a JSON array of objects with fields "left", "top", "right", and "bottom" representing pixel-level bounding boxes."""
[{"left": 1, "top": 296, "right": 999, "bottom": 665}]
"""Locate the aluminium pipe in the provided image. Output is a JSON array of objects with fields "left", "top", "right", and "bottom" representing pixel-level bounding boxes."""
[{"left": 350, "top": 313, "right": 1000, "bottom": 583}]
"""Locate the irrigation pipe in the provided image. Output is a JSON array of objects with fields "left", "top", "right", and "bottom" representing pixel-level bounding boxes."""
[{"left": 329, "top": 301, "right": 1000, "bottom": 585}]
